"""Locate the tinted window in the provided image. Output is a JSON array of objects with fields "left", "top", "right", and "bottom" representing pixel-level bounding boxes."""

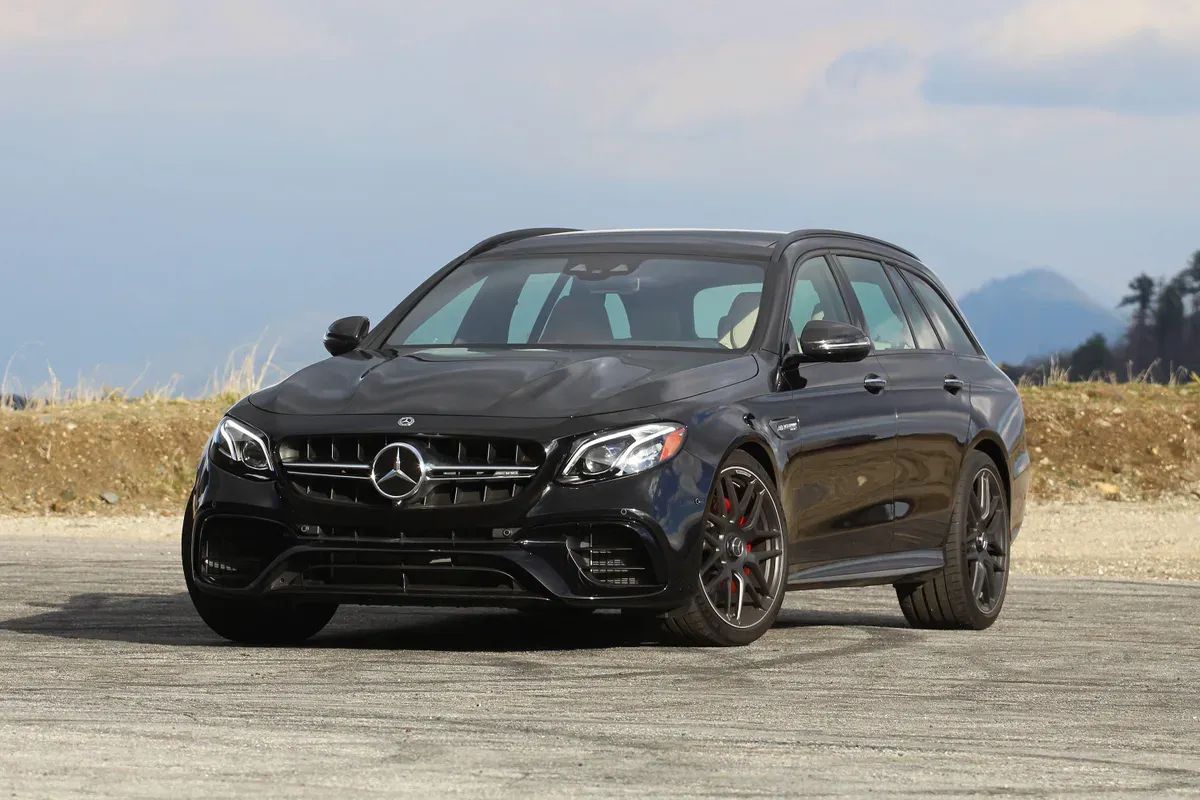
[
  {"left": 694, "top": 282, "right": 763, "bottom": 346},
  {"left": 905, "top": 271, "right": 977, "bottom": 355},
  {"left": 788, "top": 257, "right": 851, "bottom": 347},
  {"left": 508, "top": 272, "right": 561, "bottom": 343},
  {"left": 839, "top": 256, "right": 915, "bottom": 351},
  {"left": 387, "top": 255, "right": 765, "bottom": 349},
  {"left": 889, "top": 266, "right": 941, "bottom": 349},
  {"left": 604, "top": 293, "right": 631, "bottom": 339},
  {"left": 404, "top": 278, "right": 484, "bottom": 345}
]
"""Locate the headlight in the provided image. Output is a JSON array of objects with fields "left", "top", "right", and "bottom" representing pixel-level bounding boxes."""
[
  {"left": 210, "top": 417, "right": 274, "bottom": 476},
  {"left": 559, "top": 423, "right": 687, "bottom": 484}
]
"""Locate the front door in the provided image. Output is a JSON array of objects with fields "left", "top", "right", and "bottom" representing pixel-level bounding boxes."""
[{"left": 768, "top": 255, "right": 899, "bottom": 570}]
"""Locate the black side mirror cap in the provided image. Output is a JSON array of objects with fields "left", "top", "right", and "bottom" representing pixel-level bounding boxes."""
[
  {"left": 324, "top": 316, "right": 370, "bottom": 356},
  {"left": 799, "top": 320, "right": 872, "bottom": 363}
]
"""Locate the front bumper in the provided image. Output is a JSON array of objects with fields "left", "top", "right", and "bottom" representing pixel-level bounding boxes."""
[{"left": 188, "top": 435, "right": 712, "bottom": 611}]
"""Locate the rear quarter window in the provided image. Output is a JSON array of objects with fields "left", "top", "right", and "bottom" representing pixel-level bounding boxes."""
[{"left": 904, "top": 271, "right": 978, "bottom": 355}]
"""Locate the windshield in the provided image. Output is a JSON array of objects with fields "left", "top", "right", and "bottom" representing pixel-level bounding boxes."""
[{"left": 385, "top": 255, "right": 766, "bottom": 350}]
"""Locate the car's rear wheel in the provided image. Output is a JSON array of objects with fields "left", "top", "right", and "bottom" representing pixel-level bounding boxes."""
[
  {"left": 664, "top": 451, "right": 788, "bottom": 646},
  {"left": 182, "top": 502, "right": 338, "bottom": 645},
  {"left": 895, "top": 450, "right": 1010, "bottom": 630}
]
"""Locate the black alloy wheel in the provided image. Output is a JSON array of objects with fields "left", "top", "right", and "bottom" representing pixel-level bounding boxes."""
[
  {"left": 896, "top": 450, "right": 1010, "bottom": 630},
  {"left": 665, "top": 451, "right": 788, "bottom": 646},
  {"left": 966, "top": 467, "right": 1008, "bottom": 614}
]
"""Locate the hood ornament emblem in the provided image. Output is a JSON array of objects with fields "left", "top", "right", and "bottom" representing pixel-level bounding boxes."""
[
  {"left": 398, "top": 416, "right": 415, "bottom": 427},
  {"left": 370, "top": 442, "right": 427, "bottom": 502}
]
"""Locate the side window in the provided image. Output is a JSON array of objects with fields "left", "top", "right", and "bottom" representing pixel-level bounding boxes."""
[
  {"left": 789, "top": 257, "right": 851, "bottom": 346},
  {"left": 404, "top": 278, "right": 485, "bottom": 345},
  {"left": 838, "top": 256, "right": 916, "bottom": 351},
  {"left": 693, "top": 282, "right": 763, "bottom": 347},
  {"left": 905, "top": 271, "right": 978, "bottom": 355},
  {"left": 888, "top": 265, "right": 941, "bottom": 350}
]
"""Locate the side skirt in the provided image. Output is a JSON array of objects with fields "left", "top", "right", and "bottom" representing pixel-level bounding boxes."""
[{"left": 786, "top": 549, "right": 945, "bottom": 591}]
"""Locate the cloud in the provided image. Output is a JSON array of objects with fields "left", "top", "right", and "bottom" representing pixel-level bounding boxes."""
[
  {"left": 924, "top": 0, "right": 1200, "bottom": 113},
  {"left": 0, "top": 0, "right": 334, "bottom": 62},
  {"left": 0, "top": 0, "right": 148, "bottom": 43},
  {"left": 825, "top": 42, "right": 914, "bottom": 90}
]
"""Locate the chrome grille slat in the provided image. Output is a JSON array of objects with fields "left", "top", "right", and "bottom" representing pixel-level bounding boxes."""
[{"left": 279, "top": 434, "right": 544, "bottom": 508}]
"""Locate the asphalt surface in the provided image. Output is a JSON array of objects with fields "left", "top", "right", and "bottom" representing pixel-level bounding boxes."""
[{"left": 1, "top": 529, "right": 1199, "bottom": 798}]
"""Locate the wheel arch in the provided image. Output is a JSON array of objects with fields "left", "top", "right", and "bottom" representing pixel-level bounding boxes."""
[
  {"left": 717, "top": 431, "right": 781, "bottom": 488},
  {"left": 969, "top": 432, "right": 1012, "bottom": 509}
]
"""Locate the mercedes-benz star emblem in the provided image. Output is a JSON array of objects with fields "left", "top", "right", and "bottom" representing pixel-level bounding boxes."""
[
  {"left": 397, "top": 416, "right": 415, "bottom": 427},
  {"left": 370, "top": 442, "right": 427, "bottom": 502}
]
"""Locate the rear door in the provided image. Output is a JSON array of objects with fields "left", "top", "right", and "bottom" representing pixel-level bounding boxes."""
[
  {"left": 768, "top": 255, "right": 899, "bottom": 569},
  {"left": 833, "top": 255, "right": 971, "bottom": 555}
]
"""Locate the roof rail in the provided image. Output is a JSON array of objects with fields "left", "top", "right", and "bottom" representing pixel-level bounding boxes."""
[
  {"left": 456, "top": 228, "right": 580, "bottom": 262},
  {"left": 771, "top": 229, "right": 918, "bottom": 262}
]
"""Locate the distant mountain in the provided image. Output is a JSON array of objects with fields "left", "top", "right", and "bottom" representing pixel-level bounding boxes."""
[{"left": 957, "top": 268, "right": 1126, "bottom": 365}]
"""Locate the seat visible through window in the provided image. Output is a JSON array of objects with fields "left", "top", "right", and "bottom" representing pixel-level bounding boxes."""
[
  {"left": 539, "top": 293, "right": 614, "bottom": 343},
  {"left": 717, "top": 292, "right": 761, "bottom": 348}
]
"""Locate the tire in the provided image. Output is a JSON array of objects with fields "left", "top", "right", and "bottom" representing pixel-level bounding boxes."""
[
  {"left": 896, "top": 450, "right": 1011, "bottom": 630},
  {"left": 664, "top": 451, "right": 789, "bottom": 646},
  {"left": 182, "top": 502, "right": 338, "bottom": 645}
]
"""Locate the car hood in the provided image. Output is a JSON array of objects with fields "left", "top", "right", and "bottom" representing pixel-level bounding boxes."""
[{"left": 248, "top": 348, "right": 759, "bottom": 418}]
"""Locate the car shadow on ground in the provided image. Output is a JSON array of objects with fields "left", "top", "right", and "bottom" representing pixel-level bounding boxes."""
[{"left": 0, "top": 592, "right": 908, "bottom": 651}]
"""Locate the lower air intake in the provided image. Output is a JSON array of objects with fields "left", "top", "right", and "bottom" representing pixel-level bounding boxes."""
[{"left": 567, "top": 524, "right": 660, "bottom": 588}]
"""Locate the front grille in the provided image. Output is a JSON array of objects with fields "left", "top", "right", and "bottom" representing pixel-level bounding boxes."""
[
  {"left": 279, "top": 434, "right": 544, "bottom": 508},
  {"left": 567, "top": 525, "right": 659, "bottom": 588}
]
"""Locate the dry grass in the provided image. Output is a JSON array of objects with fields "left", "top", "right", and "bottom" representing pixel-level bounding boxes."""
[
  {"left": 0, "top": 343, "right": 283, "bottom": 515},
  {"left": 1, "top": 375, "right": 1198, "bottom": 515},
  {"left": 1, "top": 342, "right": 281, "bottom": 411}
]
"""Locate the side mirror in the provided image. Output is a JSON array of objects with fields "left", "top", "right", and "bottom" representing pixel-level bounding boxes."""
[
  {"left": 799, "top": 320, "right": 872, "bottom": 363},
  {"left": 324, "top": 316, "right": 370, "bottom": 356}
]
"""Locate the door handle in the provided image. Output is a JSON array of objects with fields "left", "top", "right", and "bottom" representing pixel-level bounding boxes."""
[
  {"left": 863, "top": 374, "right": 888, "bottom": 393},
  {"left": 943, "top": 375, "right": 966, "bottom": 393}
]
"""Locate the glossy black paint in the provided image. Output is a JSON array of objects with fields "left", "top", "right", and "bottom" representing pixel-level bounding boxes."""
[
  {"left": 250, "top": 348, "right": 759, "bottom": 418},
  {"left": 323, "top": 316, "right": 370, "bottom": 356},
  {"left": 187, "top": 228, "right": 1030, "bottom": 613},
  {"left": 798, "top": 319, "right": 873, "bottom": 363}
]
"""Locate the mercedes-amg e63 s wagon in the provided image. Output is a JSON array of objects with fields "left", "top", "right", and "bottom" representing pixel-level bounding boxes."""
[{"left": 184, "top": 227, "right": 1030, "bottom": 646}]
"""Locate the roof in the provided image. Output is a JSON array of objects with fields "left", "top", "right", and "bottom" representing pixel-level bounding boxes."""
[{"left": 485, "top": 228, "right": 919, "bottom": 262}]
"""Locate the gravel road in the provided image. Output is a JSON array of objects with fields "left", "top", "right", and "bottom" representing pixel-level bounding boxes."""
[{"left": 1, "top": 505, "right": 1199, "bottom": 798}]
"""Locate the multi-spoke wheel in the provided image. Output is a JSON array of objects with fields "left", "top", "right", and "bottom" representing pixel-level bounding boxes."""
[
  {"left": 665, "top": 451, "right": 788, "bottom": 646},
  {"left": 896, "top": 450, "right": 1010, "bottom": 630},
  {"left": 966, "top": 467, "right": 1008, "bottom": 614}
]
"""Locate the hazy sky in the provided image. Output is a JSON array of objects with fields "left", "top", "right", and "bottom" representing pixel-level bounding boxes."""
[{"left": 3, "top": 0, "right": 1200, "bottom": 392}]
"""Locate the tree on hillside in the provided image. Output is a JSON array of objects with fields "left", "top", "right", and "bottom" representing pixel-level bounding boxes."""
[
  {"left": 1155, "top": 278, "right": 1187, "bottom": 375},
  {"left": 1022, "top": 253, "right": 1199, "bottom": 384},
  {"left": 1069, "top": 333, "right": 1114, "bottom": 379},
  {"left": 1120, "top": 273, "right": 1157, "bottom": 372},
  {"left": 1187, "top": 251, "right": 1200, "bottom": 311},
  {"left": 1183, "top": 251, "right": 1200, "bottom": 355}
]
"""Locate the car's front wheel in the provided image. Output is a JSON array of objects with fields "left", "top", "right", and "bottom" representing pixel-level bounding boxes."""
[
  {"left": 664, "top": 451, "right": 789, "bottom": 646},
  {"left": 895, "top": 450, "right": 1010, "bottom": 630},
  {"left": 182, "top": 503, "right": 338, "bottom": 645}
]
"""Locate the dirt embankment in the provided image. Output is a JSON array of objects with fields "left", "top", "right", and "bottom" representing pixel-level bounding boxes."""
[
  {"left": 0, "top": 384, "right": 1197, "bottom": 516},
  {"left": 0, "top": 401, "right": 224, "bottom": 515},
  {"left": 1022, "top": 382, "right": 1200, "bottom": 502}
]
